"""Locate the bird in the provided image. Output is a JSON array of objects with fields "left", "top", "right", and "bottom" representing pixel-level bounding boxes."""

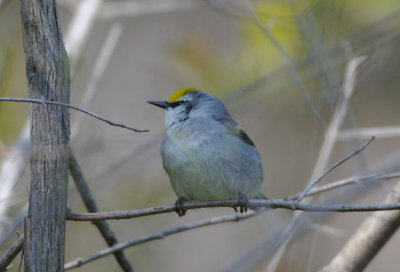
[{"left": 148, "top": 88, "right": 265, "bottom": 216}]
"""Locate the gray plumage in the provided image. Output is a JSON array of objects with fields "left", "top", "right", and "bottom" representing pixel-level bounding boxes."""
[{"left": 150, "top": 90, "right": 264, "bottom": 201}]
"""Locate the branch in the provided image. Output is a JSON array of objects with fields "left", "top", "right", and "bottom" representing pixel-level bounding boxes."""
[
  {"left": 100, "top": 0, "right": 202, "bottom": 19},
  {"left": 69, "top": 148, "right": 134, "bottom": 272},
  {"left": 66, "top": 199, "right": 400, "bottom": 221},
  {"left": 280, "top": 54, "right": 366, "bottom": 272},
  {"left": 220, "top": 172, "right": 400, "bottom": 271},
  {"left": 20, "top": 0, "right": 70, "bottom": 269},
  {"left": 320, "top": 180, "right": 400, "bottom": 272},
  {"left": 286, "top": 171, "right": 400, "bottom": 200},
  {"left": 64, "top": 211, "right": 260, "bottom": 270},
  {"left": 64, "top": 191, "right": 400, "bottom": 270},
  {"left": 204, "top": 0, "right": 324, "bottom": 126},
  {"left": 0, "top": 98, "right": 148, "bottom": 133},
  {"left": 0, "top": 0, "right": 106, "bottom": 245},
  {"left": 71, "top": 23, "right": 123, "bottom": 137},
  {"left": 338, "top": 126, "right": 400, "bottom": 140},
  {"left": 64, "top": 0, "right": 104, "bottom": 69},
  {"left": 296, "top": 136, "right": 375, "bottom": 202},
  {"left": 308, "top": 55, "right": 366, "bottom": 182},
  {"left": 254, "top": 19, "right": 324, "bottom": 127},
  {"left": 0, "top": 235, "right": 24, "bottom": 271},
  {"left": 3, "top": 171, "right": 399, "bottom": 269}
]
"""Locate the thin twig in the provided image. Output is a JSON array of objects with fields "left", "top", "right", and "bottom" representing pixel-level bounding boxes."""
[
  {"left": 71, "top": 23, "right": 123, "bottom": 137},
  {"left": 248, "top": 3, "right": 324, "bottom": 127},
  {"left": 65, "top": 0, "right": 104, "bottom": 69},
  {"left": 3, "top": 169, "right": 397, "bottom": 270},
  {"left": 100, "top": 0, "right": 202, "bottom": 19},
  {"left": 69, "top": 148, "right": 134, "bottom": 272},
  {"left": 65, "top": 195, "right": 400, "bottom": 270},
  {"left": 288, "top": 0, "right": 337, "bottom": 103},
  {"left": 180, "top": 172, "right": 400, "bottom": 272},
  {"left": 67, "top": 199, "right": 400, "bottom": 221},
  {"left": 256, "top": 22, "right": 324, "bottom": 127},
  {"left": 0, "top": 98, "right": 148, "bottom": 133},
  {"left": 296, "top": 136, "right": 375, "bottom": 202},
  {"left": 286, "top": 171, "right": 400, "bottom": 200},
  {"left": 0, "top": 235, "right": 24, "bottom": 271},
  {"left": 0, "top": 0, "right": 105, "bottom": 247},
  {"left": 291, "top": 54, "right": 366, "bottom": 272},
  {"left": 338, "top": 126, "right": 400, "bottom": 140},
  {"left": 309, "top": 55, "right": 367, "bottom": 182},
  {"left": 204, "top": 0, "right": 324, "bottom": 126},
  {"left": 64, "top": 210, "right": 261, "bottom": 270}
]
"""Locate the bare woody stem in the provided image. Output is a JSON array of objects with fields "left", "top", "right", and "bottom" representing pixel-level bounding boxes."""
[
  {"left": 65, "top": 212, "right": 259, "bottom": 270},
  {"left": 66, "top": 200, "right": 400, "bottom": 221},
  {"left": 320, "top": 180, "right": 400, "bottom": 272},
  {"left": 0, "top": 235, "right": 24, "bottom": 271},
  {"left": 2, "top": 169, "right": 399, "bottom": 271},
  {"left": 0, "top": 97, "right": 148, "bottom": 133},
  {"left": 69, "top": 148, "right": 134, "bottom": 272},
  {"left": 296, "top": 136, "right": 375, "bottom": 202},
  {"left": 20, "top": 0, "right": 70, "bottom": 270}
]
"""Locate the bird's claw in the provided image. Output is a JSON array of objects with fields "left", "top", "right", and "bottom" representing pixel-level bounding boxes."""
[
  {"left": 233, "top": 193, "right": 249, "bottom": 213},
  {"left": 175, "top": 197, "right": 187, "bottom": 217}
]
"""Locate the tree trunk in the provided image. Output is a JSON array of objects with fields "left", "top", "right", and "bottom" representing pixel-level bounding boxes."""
[{"left": 20, "top": 0, "right": 70, "bottom": 270}]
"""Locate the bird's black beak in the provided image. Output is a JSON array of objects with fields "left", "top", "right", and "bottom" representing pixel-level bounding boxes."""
[{"left": 147, "top": 100, "right": 169, "bottom": 109}]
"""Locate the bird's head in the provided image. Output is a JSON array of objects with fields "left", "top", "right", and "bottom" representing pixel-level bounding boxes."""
[{"left": 148, "top": 88, "right": 229, "bottom": 128}]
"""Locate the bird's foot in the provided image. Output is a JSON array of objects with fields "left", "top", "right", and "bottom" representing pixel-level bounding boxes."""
[
  {"left": 175, "top": 197, "right": 187, "bottom": 217},
  {"left": 233, "top": 193, "right": 249, "bottom": 213}
]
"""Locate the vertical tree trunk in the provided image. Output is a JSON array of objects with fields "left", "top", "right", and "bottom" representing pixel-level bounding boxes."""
[{"left": 20, "top": 0, "right": 70, "bottom": 271}]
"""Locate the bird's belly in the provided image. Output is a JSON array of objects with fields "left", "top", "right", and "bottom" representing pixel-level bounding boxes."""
[{"left": 162, "top": 138, "right": 261, "bottom": 200}]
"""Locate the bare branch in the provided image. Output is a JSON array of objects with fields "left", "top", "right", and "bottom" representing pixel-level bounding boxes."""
[
  {"left": 65, "top": 0, "right": 104, "bottom": 69},
  {"left": 69, "top": 148, "right": 134, "bottom": 272},
  {"left": 338, "top": 126, "right": 400, "bottom": 140},
  {"left": 309, "top": 55, "right": 367, "bottom": 182},
  {"left": 0, "top": 0, "right": 106, "bottom": 246},
  {"left": 7, "top": 167, "right": 398, "bottom": 271},
  {"left": 320, "top": 181, "right": 400, "bottom": 272},
  {"left": 223, "top": 172, "right": 400, "bottom": 271},
  {"left": 0, "top": 98, "right": 148, "bottom": 133},
  {"left": 100, "top": 0, "right": 202, "bottom": 19},
  {"left": 284, "top": 54, "right": 366, "bottom": 272},
  {"left": 254, "top": 20, "right": 324, "bottom": 127},
  {"left": 286, "top": 171, "right": 400, "bottom": 200},
  {"left": 0, "top": 235, "right": 24, "bottom": 271},
  {"left": 66, "top": 199, "right": 400, "bottom": 221},
  {"left": 64, "top": 211, "right": 260, "bottom": 270},
  {"left": 204, "top": 0, "right": 324, "bottom": 126},
  {"left": 71, "top": 23, "right": 123, "bottom": 137},
  {"left": 296, "top": 136, "right": 375, "bottom": 202}
]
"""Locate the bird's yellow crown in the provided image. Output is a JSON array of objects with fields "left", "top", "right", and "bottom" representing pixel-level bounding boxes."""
[{"left": 168, "top": 87, "right": 196, "bottom": 102}]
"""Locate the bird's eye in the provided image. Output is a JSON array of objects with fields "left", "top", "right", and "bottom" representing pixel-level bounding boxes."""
[{"left": 169, "top": 100, "right": 185, "bottom": 108}]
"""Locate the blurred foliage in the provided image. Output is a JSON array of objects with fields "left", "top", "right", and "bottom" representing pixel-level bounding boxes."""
[
  {"left": 0, "top": 48, "right": 21, "bottom": 145},
  {"left": 174, "top": 0, "right": 400, "bottom": 99},
  {"left": 0, "top": 46, "right": 28, "bottom": 145},
  {"left": 2, "top": 1, "right": 400, "bottom": 142}
]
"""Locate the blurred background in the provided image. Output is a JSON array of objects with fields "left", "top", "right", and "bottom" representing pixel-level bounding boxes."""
[{"left": 1, "top": 0, "right": 400, "bottom": 271}]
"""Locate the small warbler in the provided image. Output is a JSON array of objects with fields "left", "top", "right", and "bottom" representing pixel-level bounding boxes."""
[{"left": 148, "top": 88, "right": 265, "bottom": 216}]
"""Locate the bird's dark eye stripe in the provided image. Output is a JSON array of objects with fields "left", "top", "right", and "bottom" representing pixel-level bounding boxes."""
[{"left": 169, "top": 100, "right": 185, "bottom": 108}]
